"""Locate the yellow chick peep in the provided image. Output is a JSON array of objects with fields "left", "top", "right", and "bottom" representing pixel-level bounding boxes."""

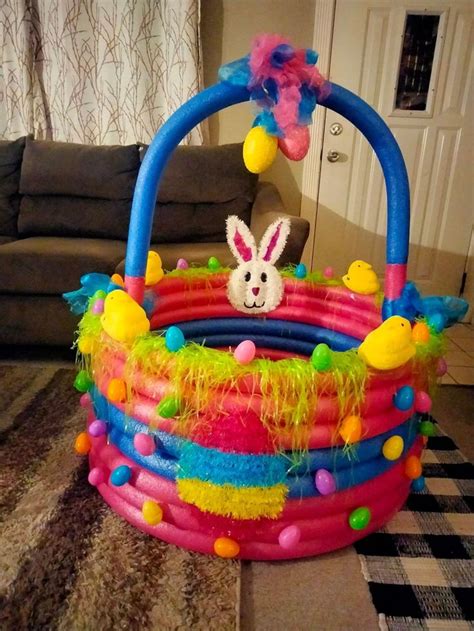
[
  {"left": 358, "top": 316, "right": 415, "bottom": 370},
  {"left": 145, "top": 251, "right": 164, "bottom": 286},
  {"left": 101, "top": 290, "right": 150, "bottom": 343},
  {"left": 342, "top": 260, "right": 380, "bottom": 295}
]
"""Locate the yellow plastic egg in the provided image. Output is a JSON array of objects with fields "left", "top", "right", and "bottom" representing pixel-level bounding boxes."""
[
  {"left": 74, "top": 431, "right": 91, "bottom": 455},
  {"left": 78, "top": 336, "right": 94, "bottom": 354},
  {"left": 339, "top": 415, "right": 362, "bottom": 444},
  {"left": 382, "top": 435, "right": 404, "bottom": 461},
  {"left": 142, "top": 500, "right": 163, "bottom": 525},
  {"left": 243, "top": 126, "right": 278, "bottom": 174},
  {"left": 214, "top": 536, "right": 240, "bottom": 559}
]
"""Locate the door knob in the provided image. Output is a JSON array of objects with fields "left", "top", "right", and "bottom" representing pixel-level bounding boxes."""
[{"left": 327, "top": 150, "right": 340, "bottom": 163}]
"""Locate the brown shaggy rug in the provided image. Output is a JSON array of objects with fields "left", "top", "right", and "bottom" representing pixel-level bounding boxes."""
[{"left": 0, "top": 365, "right": 240, "bottom": 631}]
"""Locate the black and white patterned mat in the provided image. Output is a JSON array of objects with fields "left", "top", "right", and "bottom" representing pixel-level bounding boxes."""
[{"left": 355, "top": 431, "right": 474, "bottom": 630}]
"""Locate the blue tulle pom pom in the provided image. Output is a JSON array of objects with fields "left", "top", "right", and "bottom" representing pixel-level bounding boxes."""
[
  {"left": 270, "top": 44, "right": 295, "bottom": 68},
  {"left": 298, "top": 83, "right": 318, "bottom": 125},
  {"left": 305, "top": 49, "right": 319, "bottom": 65},
  {"left": 252, "top": 111, "right": 281, "bottom": 137}
]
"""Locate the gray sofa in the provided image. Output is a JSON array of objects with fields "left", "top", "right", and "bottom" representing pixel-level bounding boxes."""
[{"left": 0, "top": 137, "right": 309, "bottom": 345}]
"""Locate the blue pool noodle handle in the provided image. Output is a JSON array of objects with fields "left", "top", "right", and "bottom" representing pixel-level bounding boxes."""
[{"left": 124, "top": 81, "right": 410, "bottom": 313}]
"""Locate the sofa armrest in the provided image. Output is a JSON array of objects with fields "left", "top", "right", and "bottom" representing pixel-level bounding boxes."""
[{"left": 250, "top": 182, "right": 310, "bottom": 265}]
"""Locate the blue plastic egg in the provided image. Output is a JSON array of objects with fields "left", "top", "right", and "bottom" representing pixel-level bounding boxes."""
[
  {"left": 295, "top": 263, "right": 307, "bottom": 279},
  {"left": 411, "top": 476, "right": 425, "bottom": 492},
  {"left": 165, "top": 326, "right": 185, "bottom": 352},
  {"left": 393, "top": 385, "right": 415, "bottom": 411},
  {"left": 110, "top": 465, "right": 132, "bottom": 486}
]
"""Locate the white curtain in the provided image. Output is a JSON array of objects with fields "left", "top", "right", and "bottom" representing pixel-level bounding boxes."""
[{"left": 0, "top": 0, "right": 205, "bottom": 145}]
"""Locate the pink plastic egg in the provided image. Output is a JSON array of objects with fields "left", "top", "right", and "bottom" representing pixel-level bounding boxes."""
[
  {"left": 79, "top": 392, "right": 91, "bottom": 408},
  {"left": 315, "top": 469, "right": 336, "bottom": 495},
  {"left": 278, "top": 125, "right": 310, "bottom": 161},
  {"left": 133, "top": 432, "right": 155, "bottom": 456},
  {"left": 88, "top": 467, "right": 105, "bottom": 486},
  {"left": 88, "top": 419, "right": 107, "bottom": 437},
  {"left": 323, "top": 266, "right": 334, "bottom": 279},
  {"left": 234, "top": 340, "right": 256, "bottom": 365},
  {"left": 436, "top": 357, "right": 447, "bottom": 377},
  {"left": 177, "top": 258, "right": 189, "bottom": 270},
  {"left": 91, "top": 299, "right": 104, "bottom": 315},
  {"left": 415, "top": 391, "right": 432, "bottom": 414},
  {"left": 278, "top": 525, "right": 301, "bottom": 550}
]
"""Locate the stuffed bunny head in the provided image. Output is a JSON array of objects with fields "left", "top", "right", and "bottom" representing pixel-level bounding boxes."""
[{"left": 226, "top": 215, "right": 290, "bottom": 314}]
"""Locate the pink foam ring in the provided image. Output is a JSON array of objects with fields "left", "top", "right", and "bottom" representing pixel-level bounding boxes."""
[
  {"left": 436, "top": 357, "right": 448, "bottom": 377},
  {"left": 88, "top": 466, "right": 106, "bottom": 486},
  {"left": 80, "top": 392, "right": 91, "bottom": 408},
  {"left": 323, "top": 266, "right": 334, "bottom": 279},
  {"left": 133, "top": 432, "right": 156, "bottom": 456},
  {"left": 415, "top": 391, "right": 432, "bottom": 414},
  {"left": 384, "top": 264, "right": 407, "bottom": 300},
  {"left": 124, "top": 275, "right": 145, "bottom": 304},
  {"left": 278, "top": 525, "right": 301, "bottom": 550},
  {"left": 88, "top": 419, "right": 107, "bottom": 437}
]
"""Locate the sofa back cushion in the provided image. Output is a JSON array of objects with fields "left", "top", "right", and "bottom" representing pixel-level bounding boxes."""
[
  {"left": 18, "top": 138, "right": 140, "bottom": 239},
  {"left": 0, "top": 136, "right": 27, "bottom": 236}
]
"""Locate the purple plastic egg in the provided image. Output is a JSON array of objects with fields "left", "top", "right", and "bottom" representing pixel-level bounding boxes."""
[
  {"left": 88, "top": 467, "right": 105, "bottom": 486},
  {"left": 177, "top": 258, "right": 189, "bottom": 270},
  {"left": 88, "top": 419, "right": 107, "bottom": 437},
  {"left": 91, "top": 298, "right": 105, "bottom": 315},
  {"left": 415, "top": 391, "right": 432, "bottom": 414},
  {"left": 436, "top": 357, "right": 448, "bottom": 377},
  {"left": 234, "top": 340, "right": 256, "bottom": 365},
  {"left": 278, "top": 525, "right": 301, "bottom": 550},
  {"left": 134, "top": 432, "right": 155, "bottom": 456},
  {"left": 315, "top": 469, "right": 336, "bottom": 495},
  {"left": 323, "top": 266, "right": 334, "bottom": 279}
]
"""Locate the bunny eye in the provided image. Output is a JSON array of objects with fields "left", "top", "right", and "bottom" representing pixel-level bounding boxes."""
[
  {"left": 261, "top": 273, "right": 267, "bottom": 283},
  {"left": 244, "top": 272, "right": 251, "bottom": 282}
]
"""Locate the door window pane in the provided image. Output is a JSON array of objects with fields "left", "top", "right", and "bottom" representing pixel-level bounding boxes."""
[{"left": 396, "top": 14, "right": 440, "bottom": 111}]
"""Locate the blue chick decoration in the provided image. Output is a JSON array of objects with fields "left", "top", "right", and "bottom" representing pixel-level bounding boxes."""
[{"left": 63, "top": 273, "right": 111, "bottom": 315}]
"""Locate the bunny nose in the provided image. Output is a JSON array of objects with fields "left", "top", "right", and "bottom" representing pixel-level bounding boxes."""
[{"left": 252, "top": 287, "right": 260, "bottom": 296}]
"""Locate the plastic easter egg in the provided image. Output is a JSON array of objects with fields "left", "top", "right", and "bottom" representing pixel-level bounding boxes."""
[
  {"left": 157, "top": 397, "right": 180, "bottom": 419},
  {"left": 339, "top": 415, "right": 362, "bottom": 444},
  {"left": 411, "top": 476, "right": 425, "bottom": 492},
  {"left": 80, "top": 393, "right": 91, "bottom": 408},
  {"left": 177, "top": 258, "right": 189, "bottom": 270},
  {"left": 349, "top": 506, "right": 371, "bottom": 530},
  {"left": 412, "top": 322, "right": 430, "bottom": 343},
  {"left": 382, "top": 435, "right": 404, "bottom": 461},
  {"left": 214, "top": 536, "right": 240, "bottom": 558},
  {"left": 92, "top": 289, "right": 107, "bottom": 301},
  {"left": 419, "top": 420, "right": 436, "bottom": 437},
  {"left": 110, "top": 273, "right": 124, "bottom": 287},
  {"left": 74, "top": 431, "right": 91, "bottom": 455},
  {"left": 295, "top": 263, "right": 307, "bottom": 279},
  {"left": 88, "top": 419, "right": 107, "bottom": 437},
  {"left": 74, "top": 370, "right": 93, "bottom": 393},
  {"left": 142, "top": 500, "right": 163, "bottom": 525},
  {"left": 78, "top": 336, "right": 94, "bottom": 354},
  {"left": 91, "top": 298, "right": 104, "bottom": 315},
  {"left": 278, "top": 525, "right": 301, "bottom": 550},
  {"left": 405, "top": 455, "right": 422, "bottom": 479},
  {"left": 415, "top": 392, "right": 431, "bottom": 414},
  {"left": 278, "top": 125, "right": 310, "bottom": 161},
  {"left": 315, "top": 469, "right": 336, "bottom": 495},
  {"left": 323, "top": 266, "right": 334, "bottom": 279},
  {"left": 88, "top": 467, "right": 105, "bottom": 486},
  {"left": 436, "top": 357, "right": 448, "bottom": 376},
  {"left": 110, "top": 465, "right": 132, "bottom": 486},
  {"left": 207, "top": 256, "right": 221, "bottom": 271},
  {"left": 107, "top": 378, "right": 127, "bottom": 403},
  {"left": 393, "top": 385, "right": 415, "bottom": 411},
  {"left": 243, "top": 126, "right": 278, "bottom": 174},
  {"left": 427, "top": 313, "right": 445, "bottom": 333},
  {"left": 311, "top": 343, "right": 332, "bottom": 371},
  {"left": 165, "top": 326, "right": 185, "bottom": 352},
  {"left": 134, "top": 432, "right": 156, "bottom": 456},
  {"left": 234, "top": 340, "right": 256, "bottom": 365}
]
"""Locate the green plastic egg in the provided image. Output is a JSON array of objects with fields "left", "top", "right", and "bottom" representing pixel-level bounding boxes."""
[
  {"left": 311, "top": 343, "right": 332, "bottom": 371},
  {"left": 157, "top": 397, "right": 180, "bottom": 419},
  {"left": 74, "top": 370, "right": 93, "bottom": 393},
  {"left": 419, "top": 420, "right": 436, "bottom": 437},
  {"left": 208, "top": 256, "right": 221, "bottom": 271},
  {"left": 349, "top": 506, "right": 371, "bottom": 530}
]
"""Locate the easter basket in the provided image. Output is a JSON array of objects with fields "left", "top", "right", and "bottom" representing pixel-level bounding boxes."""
[{"left": 68, "top": 36, "right": 467, "bottom": 561}]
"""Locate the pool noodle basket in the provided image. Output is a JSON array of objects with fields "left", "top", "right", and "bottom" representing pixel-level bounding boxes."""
[{"left": 77, "top": 74, "right": 441, "bottom": 560}]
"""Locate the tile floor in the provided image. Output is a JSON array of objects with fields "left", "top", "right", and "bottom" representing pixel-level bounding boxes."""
[{"left": 443, "top": 323, "right": 474, "bottom": 385}]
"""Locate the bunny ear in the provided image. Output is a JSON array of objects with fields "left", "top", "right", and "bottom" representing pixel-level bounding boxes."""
[
  {"left": 258, "top": 217, "right": 291, "bottom": 265},
  {"left": 226, "top": 216, "right": 257, "bottom": 264}
]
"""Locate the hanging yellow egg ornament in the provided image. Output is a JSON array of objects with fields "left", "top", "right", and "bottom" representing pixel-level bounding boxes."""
[{"left": 243, "top": 126, "right": 278, "bottom": 173}]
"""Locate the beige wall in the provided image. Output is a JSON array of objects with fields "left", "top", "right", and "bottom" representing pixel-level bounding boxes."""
[{"left": 201, "top": 0, "right": 316, "bottom": 216}]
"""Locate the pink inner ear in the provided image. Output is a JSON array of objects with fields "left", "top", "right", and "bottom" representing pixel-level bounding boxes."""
[
  {"left": 262, "top": 223, "right": 282, "bottom": 261},
  {"left": 234, "top": 229, "right": 253, "bottom": 262}
]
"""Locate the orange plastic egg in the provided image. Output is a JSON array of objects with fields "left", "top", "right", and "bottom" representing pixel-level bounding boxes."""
[
  {"left": 339, "top": 415, "right": 362, "bottom": 444},
  {"left": 214, "top": 537, "right": 240, "bottom": 559},
  {"left": 412, "top": 322, "right": 430, "bottom": 344},
  {"left": 74, "top": 431, "right": 91, "bottom": 455},
  {"left": 405, "top": 455, "right": 422, "bottom": 479},
  {"left": 107, "top": 378, "right": 127, "bottom": 403},
  {"left": 111, "top": 273, "right": 125, "bottom": 287}
]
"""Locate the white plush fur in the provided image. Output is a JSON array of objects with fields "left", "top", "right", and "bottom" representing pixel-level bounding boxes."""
[{"left": 225, "top": 215, "right": 290, "bottom": 314}]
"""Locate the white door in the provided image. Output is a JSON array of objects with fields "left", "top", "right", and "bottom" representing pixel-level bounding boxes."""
[{"left": 313, "top": 0, "right": 473, "bottom": 300}]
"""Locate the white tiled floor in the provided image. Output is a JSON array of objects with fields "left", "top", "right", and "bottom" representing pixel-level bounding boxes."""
[{"left": 443, "top": 323, "right": 474, "bottom": 385}]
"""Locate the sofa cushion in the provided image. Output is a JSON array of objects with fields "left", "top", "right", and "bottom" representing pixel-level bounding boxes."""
[
  {"left": 18, "top": 196, "right": 131, "bottom": 240},
  {"left": 0, "top": 136, "right": 26, "bottom": 236},
  {"left": 0, "top": 237, "right": 126, "bottom": 295},
  {"left": 20, "top": 138, "right": 140, "bottom": 199}
]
